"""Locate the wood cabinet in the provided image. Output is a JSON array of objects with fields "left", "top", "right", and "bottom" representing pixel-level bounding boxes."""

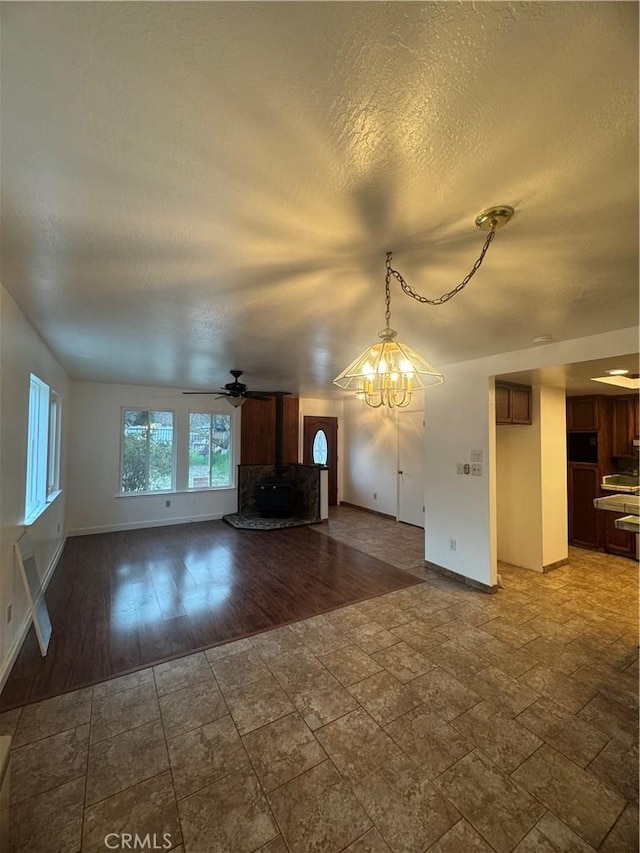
[
  {"left": 496, "top": 382, "right": 532, "bottom": 425},
  {"left": 602, "top": 511, "right": 636, "bottom": 559},
  {"left": 567, "top": 396, "right": 600, "bottom": 431},
  {"left": 611, "top": 396, "right": 639, "bottom": 457},
  {"left": 567, "top": 463, "right": 601, "bottom": 549},
  {"left": 566, "top": 394, "right": 638, "bottom": 558}
]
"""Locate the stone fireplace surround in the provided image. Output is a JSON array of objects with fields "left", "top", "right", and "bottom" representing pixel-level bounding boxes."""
[{"left": 223, "top": 463, "right": 322, "bottom": 530}]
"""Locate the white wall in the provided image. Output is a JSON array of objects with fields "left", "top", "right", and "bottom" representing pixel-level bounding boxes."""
[
  {"left": 0, "top": 284, "right": 69, "bottom": 687},
  {"left": 340, "top": 391, "right": 425, "bottom": 517},
  {"left": 298, "top": 398, "right": 344, "bottom": 502},
  {"left": 424, "top": 363, "right": 496, "bottom": 585},
  {"left": 540, "top": 385, "right": 568, "bottom": 567},
  {"left": 496, "top": 385, "right": 567, "bottom": 572},
  {"left": 67, "top": 381, "right": 239, "bottom": 535},
  {"left": 496, "top": 411, "right": 543, "bottom": 571}
]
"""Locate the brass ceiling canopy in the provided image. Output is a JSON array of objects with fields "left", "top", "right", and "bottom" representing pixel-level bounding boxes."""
[{"left": 475, "top": 206, "right": 515, "bottom": 231}]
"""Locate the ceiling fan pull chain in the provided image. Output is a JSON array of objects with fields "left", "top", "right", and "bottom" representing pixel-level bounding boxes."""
[{"left": 386, "top": 225, "right": 497, "bottom": 307}]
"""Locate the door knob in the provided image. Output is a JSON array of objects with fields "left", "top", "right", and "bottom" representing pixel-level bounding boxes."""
[{"left": 398, "top": 470, "right": 403, "bottom": 474}]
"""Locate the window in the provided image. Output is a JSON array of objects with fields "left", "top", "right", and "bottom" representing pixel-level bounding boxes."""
[
  {"left": 25, "top": 374, "right": 61, "bottom": 522},
  {"left": 47, "top": 391, "right": 61, "bottom": 495},
  {"left": 312, "top": 429, "right": 328, "bottom": 465},
  {"left": 121, "top": 410, "right": 175, "bottom": 493},
  {"left": 188, "top": 412, "right": 232, "bottom": 488}
]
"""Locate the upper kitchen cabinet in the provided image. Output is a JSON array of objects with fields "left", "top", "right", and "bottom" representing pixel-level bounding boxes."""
[
  {"left": 612, "top": 395, "right": 639, "bottom": 457},
  {"left": 496, "top": 382, "right": 532, "bottom": 425},
  {"left": 567, "top": 396, "right": 600, "bottom": 431}
]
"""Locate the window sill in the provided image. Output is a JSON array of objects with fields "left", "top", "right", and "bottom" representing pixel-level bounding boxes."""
[
  {"left": 116, "top": 486, "right": 236, "bottom": 498},
  {"left": 24, "top": 489, "right": 63, "bottom": 526}
]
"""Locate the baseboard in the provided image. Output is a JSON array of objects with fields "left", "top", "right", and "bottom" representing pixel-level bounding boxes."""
[
  {"left": 424, "top": 560, "right": 499, "bottom": 594},
  {"left": 542, "top": 557, "right": 569, "bottom": 573},
  {"left": 67, "top": 513, "right": 226, "bottom": 537},
  {"left": 338, "top": 501, "right": 396, "bottom": 521},
  {"left": 0, "top": 535, "right": 67, "bottom": 693}
]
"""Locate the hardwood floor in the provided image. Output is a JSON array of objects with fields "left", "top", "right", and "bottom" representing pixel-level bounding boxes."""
[{"left": 0, "top": 519, "right": 421, "bottom": 709}]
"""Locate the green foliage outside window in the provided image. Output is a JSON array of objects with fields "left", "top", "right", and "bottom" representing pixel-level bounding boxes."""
[{"left": 122, "top": 410, "right": 174, "bottom": 493}]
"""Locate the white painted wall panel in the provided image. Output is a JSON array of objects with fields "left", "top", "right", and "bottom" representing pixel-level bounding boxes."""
[
  {"left": 540, "top": 385, "right": 568, "bottom": 568},
  {"left": 67, "top": 381, "right": 239, "bottom": 535},
  {"left": 0, "top": 284, "right": 69, "bottom": 687},
  {"left": 496, "top": 404, "right": 543, "bottom": 571}
]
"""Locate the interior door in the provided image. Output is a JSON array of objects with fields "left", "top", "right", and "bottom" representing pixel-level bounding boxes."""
[
  {"left": 303, "top": 416, "right": 338, "bottom": 505},
  {"left": 398, "top": 410, "right": 425, "bottom": 527}
]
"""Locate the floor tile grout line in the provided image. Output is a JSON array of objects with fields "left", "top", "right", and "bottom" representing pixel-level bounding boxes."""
[
  {"left": 9, "top": 770, "right": 87, "bottom": 811},
  {"left": 78, "top": 685, "right": 97, "bottom": 846},
  {"left": 155, "top": 681, "right": 187, "bottom": 853},
  {"left": 82, "top": 768, "right": 176, "bottom": 814},
  {"left": 597, "top": 802, "right": 632, "bottom": 852}
]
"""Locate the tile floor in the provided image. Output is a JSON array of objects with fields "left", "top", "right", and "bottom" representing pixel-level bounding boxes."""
[{"left": 2, "top": 509, "right": 638, "bottom": 853}]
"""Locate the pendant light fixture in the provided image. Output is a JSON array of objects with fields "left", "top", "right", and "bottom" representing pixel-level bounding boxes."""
[{"left": 333, "top": 206, "right": 514, "bottom": 408}]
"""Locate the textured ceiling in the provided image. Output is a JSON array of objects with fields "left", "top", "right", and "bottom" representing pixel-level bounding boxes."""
[{"left": 1, "top": 2, "right": 638, "bottom": 396}]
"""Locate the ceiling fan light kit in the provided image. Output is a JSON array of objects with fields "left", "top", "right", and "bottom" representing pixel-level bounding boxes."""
[{"left": 334, "top": 206, "right": 514, "bottom": 409}]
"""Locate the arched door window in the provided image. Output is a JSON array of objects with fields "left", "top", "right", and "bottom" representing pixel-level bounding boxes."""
[{"left": 312, "top": 429, "right": 328, "bottom": 465}]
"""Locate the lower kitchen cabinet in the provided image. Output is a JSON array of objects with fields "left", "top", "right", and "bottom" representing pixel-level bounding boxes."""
[
  {"left": 602, "top": 511, "right": 637, "bottom": 558},
  {"left": 568, "top": 463, "right": 600, "bottom": 549}
]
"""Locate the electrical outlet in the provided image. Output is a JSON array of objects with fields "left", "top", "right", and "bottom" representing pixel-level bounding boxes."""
[
  {"left": 471, "top": 449, "right": 483, "bottom": 463},
  {"left": 373, "top": 493, "right": 377, "bottom": 500},
  {"left": 449, "top": 538, "right": 456, "bottom": 551},
  {"left": 456, "top": 463, "right": 464, "bottom": 475},
  {"left": 472, "top": 464, "right": 482, "bottom": 476},
  {"left": 7, "top": 603, "right": 12, "bottom": 624},
  {"left": 165, "top": 499, "right": 172, "bottom": 508}
]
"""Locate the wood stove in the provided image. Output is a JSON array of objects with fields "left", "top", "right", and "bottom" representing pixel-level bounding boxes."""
[{"left": 256, "top": 479, "right": 292, "bottom": 518}]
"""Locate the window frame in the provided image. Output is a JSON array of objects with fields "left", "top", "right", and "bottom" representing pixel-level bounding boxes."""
[
  {"left": 119, "top": 408, "right": 176, "bottom": 496},
  {"left": 25, "top": 374, "right": 62, "bottom": 524},
  {"left": 187, "top": 410, "right": 233, "bottom": 491},
  {"left": 47, "top": 391, "right": 62, "bottom": 496}
]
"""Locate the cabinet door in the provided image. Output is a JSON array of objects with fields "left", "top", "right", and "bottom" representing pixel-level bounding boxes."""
[
  {"left": 603, "top": 511, "right": 636, "bottom": 559},
  {"left": 512, "top": 388, "right": 532, "bottom": 424},
  {"left": 567, "top": 397, "right": 599, "bottom": 431},
  {"left": 496, "top": 384, "right": 512, "bottom": 424},
  {"left": 567, "top": 463, "right": 600, "bottom": 549},
  {"left": 611, "top": 398, "right": 631, "bottom": 457}
]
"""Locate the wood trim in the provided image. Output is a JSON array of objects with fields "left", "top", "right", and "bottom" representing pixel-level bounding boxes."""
[
  {"left": 424, "top": 560, "right": 499, "bottom": 594},
  {"left": 541, "top": 557, "right": 570, "bottom": 573}
]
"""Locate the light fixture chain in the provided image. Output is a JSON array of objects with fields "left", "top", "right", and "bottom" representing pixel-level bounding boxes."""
[
  {"left": 386, "top": 226, "right": 497, "bottom": 306},
  {"left": 384, "top": 259, "right": 392, "bottom": 326}
]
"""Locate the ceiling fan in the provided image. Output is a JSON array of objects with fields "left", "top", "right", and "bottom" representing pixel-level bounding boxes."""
[{"left": 183, "top": 370, "right": 287, "bottom": 407}]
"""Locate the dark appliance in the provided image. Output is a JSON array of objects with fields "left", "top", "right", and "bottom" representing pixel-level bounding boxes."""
[{"left": 567, "top": 432, "right": 598, "bottom": 464}]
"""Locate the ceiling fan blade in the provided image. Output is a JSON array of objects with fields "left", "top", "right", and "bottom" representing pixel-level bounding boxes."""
[
  {"left": 182, "top": 391, "right": 227, "bottom": 396},
  {"left": 245, "top": 392, "right": 273, "bottom": 400}
]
